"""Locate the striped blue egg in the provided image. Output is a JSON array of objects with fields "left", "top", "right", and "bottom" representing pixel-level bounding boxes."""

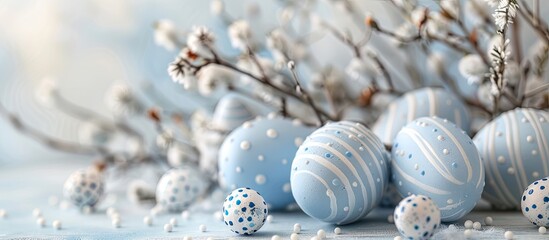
[
  {"left": 212, "top": 94, "right": 255, "bottom": 131},
  {"left": 391, "top": 116, "right": 484, "bottom": 222},
  {"left": 218, "top": 116, "right": 315, "bottom": 210},
  {"left": 290, "top": 121, "right": 389, "bottom": 225},
  {"left": 373, "top": 87, "right": 470, "bottom": 146},
  {"left": 474, "top": 108, "right": 549, "bottom": 210}
]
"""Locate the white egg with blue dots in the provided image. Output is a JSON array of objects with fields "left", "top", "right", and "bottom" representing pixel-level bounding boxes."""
[
  {"left": 521, "top": 177, "right": 549, "bottom": 227},
  {"left": 394, "top": 194, "right": 441, "bottom": 240},
  {"left": 218, "top": 116, "right": 315, "bottom": 210},
  {"left": 63, "top": 168, "right": 104, "bottom": 208},
  {"left": 474, "top": 108, "right": 549, "bottom": 210},
  {"left": 391, "top": 116, "right": 484, "bottom": 222},
  {"left": 291, "top": 121, "right": 389, "bottom": 225},
  {"left": 156, "top": 166, "right": 209, "bottom": 212},
  {"left": 223, "top": 187, "right": 268, "bottom": 235},
  {"left": 373, "top": 87, "right": 471, "bottom": 146}
]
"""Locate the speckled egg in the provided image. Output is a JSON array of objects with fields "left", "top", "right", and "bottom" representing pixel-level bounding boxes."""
[
  {"left": 373, "top": 87, "right": 471, "bottom": 146},
  {"left": 522, "top": 177, "right": 549, "bottom": 227},
  {"left": 156, "top": 166, "right": 209, "bottom": 212},
  {"left": 391, "top": 116, "right": 484, "bottom": 222},
  {"left": 474, "top": 108, "right": 549, "bottom": 210},
  {"left": 63, "top": 168, "right": 105, "bottom": 208},
  {"left": 394, "top": 194, "right": 441, "bottom": 240},
  {"left": 211, "top": 94, "right": 255, "bottom": 132},
  {"left": 218, "top": 116, "right": 315, "bottom": 210},
  {"left": 223, "top": 187, "right": 268, "bottom": 234},
  {"left": 291, "top": 121, "right": 389, "bottom": 225}
]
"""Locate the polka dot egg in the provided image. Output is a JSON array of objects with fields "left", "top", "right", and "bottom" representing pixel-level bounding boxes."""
[
  {"left": 156, "top": 166, "right": 209, "bottom": 212},
  {"left": 291, "top": 121, "right": 389, "bottom": 225},
  {"left": 394, "top": 194, "right": 441, "bottom": 240},
  {"left": 521, "top": 177, "right": 549, "bottom": 227},
  {"left": 63, "top": 168, "right": 104, "bottom": 208},
  {"left": 223, "top": 187, "right": 268, "bottom": 234},
  {"left": 474, "top": 108, "right": 549, "bottom": 210},
  {"left": 373, "top": 87, "right": 470, "bottom": 146},
  {"left": 391, "top": 116, "right": 484, "bottom": 222},
  {"left": 218, "top": 116, "right": 315, "bottom": 210}
]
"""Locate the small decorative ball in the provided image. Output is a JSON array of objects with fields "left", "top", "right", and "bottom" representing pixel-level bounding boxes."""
[
  {"left": 214, "top": 211, "right": 224, "bottom": 221},
  {"left": 32, "top": 208, "right": 42, "bottom": 218},
  {"left": 112, "top": 218, "right": 121, "bottom": 228},
  {"left": 373, "top": 87, "right": 470, "bottom": 146},
  {"left": 0, "top": 209, "right": 6, "bottom": 218},
  {"left": 155, "top": 166, "right": 209, "bottom": 212},
  {"left": 464, "top": 220, "right": 473, "bottom": 229},
  {"left": 181, "top": 210, "right": 190, "bottom": 220},
  {"left": 63, "top": 168, "right": 105, "bottom": 208},
  {"left": 143, "top": 216, "right": 153, "bottom": 226},
  {"left": 464, "top": 229, "right": 472, "bottom": 239},
  {"left": 266, "top": 215, "right": 273, "bottom": 223},
  {"left": 199, "top": 224, "right": 207, "bottom": 232},
  {"left": 290, "top": 233, "right": 299, "bottom": 240},
  {"left": 539, "top": 226, "right": 547, "bottom": 234},
  {"left": 36, "top": 217, "right": 46, "bottom": 227},
  {"left": 52, "top": 220, "right": 62, "bottom": 230},
  {"left": 164, "top": 223, "right": 173, "bottom": 232},
  {"left": 392, "top": 117, "right": 484, "bottom": 221},
  {"left": 504, "top": 230, "right": 513, "bottom": 239},
  {"left": 219, "top": 117, "right": 314, "bottom": 210},
  {"left": 474, "top": 108, "right": 549, "bottom": 210},
  {"left": 291, "top": 121, "right": 389, "bottom": 225},
  {"left": 484, "top": 216, "right": 493, "bottom": 226},
  {"left": 521, "top": 177, "right": 549, "bottom": 227},
  {"left": 334, "top": 227, "right": 342, "bottom": 235},
  {"left": 271, "top": 235, "right": 281, "bottom": 240},
  {"left": 222, "top": 188, "right": 268, "bottom": 235},
  {"left": 394, "top": 194, "right": 441, "bottom": 240},
  {"left": 169, "top": 217, "right": 178, "bottom": 226},
  {"left": 317, "top": 229, "right": 326, "bottom": 239},
  {"left": 473, "top": 221, "right": 481, "bottom": 230},
  {"left": 293, "top": 223, "right": 301, "bottom": 233}
]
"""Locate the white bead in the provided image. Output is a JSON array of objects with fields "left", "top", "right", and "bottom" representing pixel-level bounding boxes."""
[
  {"left": 464, "top": 229, "right": 472, "bottom": 239},
  {"left": 169, "top": 217, "right": 178, "bottom": 226},
  {"left": 484, "top": 216, "right": 493, "bottom": 226},
  {"left": 334, "top": 227, "right": 342, "bottom": 235},
  {"left": 464, "top": 220, "right": 473, "bottom": 229},
  {"left": 36, "top": 217, "right": 46, "bottom": 227},
  {"left": 317, "top": 229, "right": 326, "bottom": 239},
  {"left": 0, "top": 209, "right": 6, "bottom": 218},
  {"left": 504, "top": 231, "right": 513, "bottom": 239},
  {"left": 539, "top": 226, "right": 547, "bottom": 234},
  {"left": 271, "top": 235, "right": 282, "bottom": 240},
  {"left": 290, "top": 233, "right": 299, "bottom": 240},
  {"left": 394, "top": 237, "right": 403, "bottom": 240},
  {"left": 387, "top": 214, "right": 394, "bottom": 223},
  {"left": 213, "top": 211, "right": 223, "bottom": 221},
  {"left": 183, "top": 236, "right": 193, "bottom": 240},
  {"left": 33, "top": 208, "right": 42, "bottom": 218},
  {"left": 164, "top": 223, "right": 173, "bottom": 232},
  {"left": 53, "top": 220, "right": 62, "bottom": 230},
  {"left": 293, "top": 223, "right": 301, "bottom": 233},
  {"left": 199, "top": 224, "right": 207, "bottom": 232},
  {"left": 473, "top": 221, "right": 482, "bottom": 230},
  {"left": 112, "top": 218, "right": 121, "bottom": 228},
  {"left": 143, "top": 216, "right": 153, "bottom": 226},
  {"left": 181, "top": 210, "right": 190, "bottom": 220},
  {"left": 111, "top": 212, "right": 121, "bottom": 221},
  {"left": 266, "top": 214, "right": 273, "bottom": 223},
  {"left": 310, "top": 237, "right": 318, "bottom": 240},
  {"left": 106, "top": 207, "right": 117, "bottom": 217}
]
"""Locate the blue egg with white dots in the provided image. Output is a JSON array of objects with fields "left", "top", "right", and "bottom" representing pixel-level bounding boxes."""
[
  {"left": 394, "top": 194, "right": 441, "bottom": 240},
  {"left": 156, "top": 166, "right": 209, "bottom": 212},
  {"left": 291, "top": 121, "right": 389, "bottom": 225},
  {"left": 373, "top": 87, "right": 471, "bottom": 146},
  {"left": 474, "top": 108, "right": 549, "bottom": 210},
  {"left": 223, "top": 187, "right": 268, "bottom": 234},
  {"left": 391, "top": 116, "right": 484, "bottom": 222},
  {"left": 521, "top": 177, "right": 549, "bottom": 227},
  {"left": 218, "top": 116, "right": 315, "bottom": 210},
  {"left": 63, "top": 168, "right": 104, "bottom": 209}
]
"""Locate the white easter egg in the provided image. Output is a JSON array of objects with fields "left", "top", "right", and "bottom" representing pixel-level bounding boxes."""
[
  {"left": 291, "top": 121, "right": 389, "bottom": 224},
  {"left": 474, "top": 108, "right": 549, "bottom": 210},
  {"left": 392, "top": 116, "right": 484, "bottom": 222},
  {"left": 63, "top": 168, "right": 104, "bottom": 208},
  {"left": 521, "top": 177, "right": 549, "bottom": 227},
  {"left": 218, "top": 116, "right": 315, "bottom": 210},
  {"left": 156, "top": 166, "right": 209, "bottom": 212},
  {"left": 394, "top": 194, "right": 441, "bottom": 240},
  {"left": 373, "top": 87, "right": 471, "bottom": 146},
  {"left": 223, "top": 187, "right": 268, "bottom": 234}
]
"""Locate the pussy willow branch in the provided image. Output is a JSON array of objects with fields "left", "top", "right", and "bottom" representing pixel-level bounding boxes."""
[
  {"left": 288, "top": 61, "right": 324, "bottom": 126},
  {"left": 517, "top": 0, "right": 549, "bottom": 44}
]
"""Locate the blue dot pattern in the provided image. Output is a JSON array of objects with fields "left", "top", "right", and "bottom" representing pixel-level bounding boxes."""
[
  {"left": 223, "top": 187, "right": 268, "bottom": 235},
  {"left": 63, "top": 168, "right": 104, "bottom": 208},
  {"left": 156, "top": 166, "right": 208, "bottom": 212},
  {"left": 394, "top": 194, "right": 441, "bottom": 240},
  {"left": 521, "top": 177, "right": 549, "bottom": 227},
  {"left": 474, "top": 108, "right": 549, "bottom": 210}
]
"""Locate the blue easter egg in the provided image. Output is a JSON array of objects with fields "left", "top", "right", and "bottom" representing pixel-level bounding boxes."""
[
  {"left": 291, "top": 121, "right": 389, "bottom": 225},
  {"left": 211, "top": 94, "right": 255, "bottom": 131},
  {"left": 521, "top": 177, "right": 549, "bottom": 227},
  {"left": 373, "top": 87, "right": 471, "bottom": 146},
  {"left": 391, "top": 116, "right": 484, "bottom": 222},
  {"left": 218, "top": 116, "right": 315, "bottom": 210},
  {"left": 474, "top": 108, "right": 549, "bottom": 210}
]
